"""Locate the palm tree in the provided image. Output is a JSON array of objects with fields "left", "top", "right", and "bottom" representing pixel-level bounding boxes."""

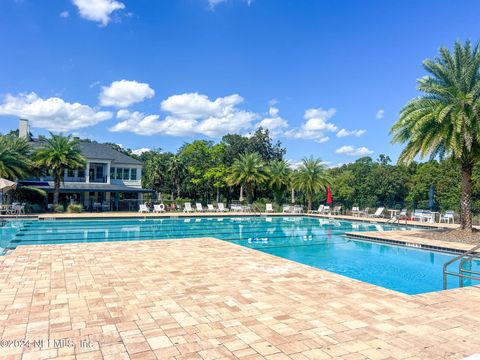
[
  {"left": 167, "top": 155, "right": 186, "bottom": 199},
  {"left": 391, "top": 40, "right": 480, "bottom": 231},
  {"left": 268, "top": 159, "right": 291, "bottom": 205},
  {"left": 293, "top": 157, "right": 330, "bottom": 211},
  {"left": 0, "top": 135, "right": 31, "bottom": 180},
  {"left": 34, "top": 133, "right": 85, "bottom": 205},
  {"left": 227, "top": 153, "right": 269, "bottom": 203}
]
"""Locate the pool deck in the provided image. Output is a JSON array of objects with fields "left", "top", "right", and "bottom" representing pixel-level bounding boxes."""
[{"left": 1, "top": 237, "right": 480, "bottom": 359}]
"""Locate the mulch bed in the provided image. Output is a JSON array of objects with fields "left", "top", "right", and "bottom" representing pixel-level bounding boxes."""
[{"left": 412, "top": 228, "right": 480, "bottom": 245}]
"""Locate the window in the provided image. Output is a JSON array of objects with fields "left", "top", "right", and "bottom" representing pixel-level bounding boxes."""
[
  {"left": 78, "top": 168, "right": 85, "bottom": 178},
  {"left": 116, "top": 168, "right": 122, "bottom": 179},
  {"left": 130, "top": 168, "right": 137, "bottom": 180},
  {"left": 123, "top": 168, "right": 130, "bottom": 180},
  {"left": 67, "top": 169, "right": 75, "bottom": 178},
  {"left": 110, "top": 167, "right": 115, "bottom": 180}
]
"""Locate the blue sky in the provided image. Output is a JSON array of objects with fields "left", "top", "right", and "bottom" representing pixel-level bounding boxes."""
[{"left": 0, "top": 0, "right": 479, "bottom": 166}]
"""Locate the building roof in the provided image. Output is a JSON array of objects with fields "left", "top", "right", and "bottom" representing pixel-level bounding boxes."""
[
  {"left": 29, "top": 140, "right": 142, "bottom": 166},
  {"left": 19, "top": 181, "right": 154, "bottom": 193}
]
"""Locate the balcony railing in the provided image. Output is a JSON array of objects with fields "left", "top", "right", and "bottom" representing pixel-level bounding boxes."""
[{"left": 90, "top": 176, "right": 108, "bottom": 184}]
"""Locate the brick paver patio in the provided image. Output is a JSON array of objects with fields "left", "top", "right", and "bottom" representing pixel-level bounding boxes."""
[{"left": 1, "top": 237, "right": 480, "bottom": 359}]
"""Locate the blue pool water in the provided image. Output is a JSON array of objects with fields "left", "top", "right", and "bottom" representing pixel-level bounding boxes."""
[{"left": 1, "top": 216, "right": 478, "bottom": 294}]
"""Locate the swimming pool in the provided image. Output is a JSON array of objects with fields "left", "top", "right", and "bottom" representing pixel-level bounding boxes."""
[{"left": 1, "top": 216, "right": 478, "bottom": 294}]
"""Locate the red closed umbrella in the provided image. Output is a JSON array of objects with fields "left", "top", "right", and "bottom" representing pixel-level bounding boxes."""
[{"left": 326, "top": 186, "right": 333, "bottom": 204}]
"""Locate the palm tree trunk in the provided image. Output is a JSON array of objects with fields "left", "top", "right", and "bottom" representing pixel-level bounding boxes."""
[
  {"left": 216, "top": 187, "right": 220, "bottom": 203},
  {"left": 53, "top": 171, "right": 61, "bottom": 206},
  {"left": 239, "top": 185, "right": 244, "bottom": 202},
  {"left": 460, "top": 162, "right": 473, "bottom": 231},
  {"left": 291, "top": 188, "right": 295, "bottom": 204},
  {"left": 307, "top": 195, "right": 312, "bottom": 211}
]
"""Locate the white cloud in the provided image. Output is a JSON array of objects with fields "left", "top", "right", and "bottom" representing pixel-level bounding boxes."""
[
  {"left": 208, "top": 0, "right": 227, "bottom": 9},
  {"left": 335, "top": 145, "right": 373, "bottom": 157},
  {"left": 208, "top": 0, "right": 254, "bottom": 9},
  {"left": 268, "top": 98, "right": 279, "bottom": 107},
  {"left": 376, "top": 109, "right": 385, "bottom": 119},
  {"left": 336, "top": 128, "right": 366, "bottom": 138},
  {"left": 132, "top": 148, "right": 151, "bottom": 155},
  {"left": 99, "top": 80, "right": 155, "bottom": 107},
  {"left": 72, "top": 0, "right": 125, "bottom": 26},
  {"left": 255, "top": 107, "right": 288, "bottom": 137},
  {"left": 89, "top": 80, "right": 101, "bottom": 88},
  {"left": 0, "top": 92, "right": 112, "bottom": 132},
  {"left": 285, "top": 107, "right": 337, "bottom": 143},
  {"left": 110, "top": 93, "right": 258, "bottom": 137},
  {"left": 60, "top": 10, "right": 70, "bottom": 18}
]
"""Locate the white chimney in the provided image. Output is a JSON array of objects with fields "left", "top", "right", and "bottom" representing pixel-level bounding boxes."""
[{"left": 19, "top": 118, "right": 30, "bottom": 140}]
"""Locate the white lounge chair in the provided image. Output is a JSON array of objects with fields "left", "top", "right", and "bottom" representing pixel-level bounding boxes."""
[
  {"left": 195, "top": 202, "right": 204, "bottom": 212},
  {"left": 207, "top": 204, "right": 215, "bottom": 212},
  {"left": 282, "top": 204, "right": 291, "bottom": 213},
  {"left": 139, "top": 204, "right": 150, "bottom": 213},
  {"left": 369, "top": 207, "right": 384, "bottom": 218},
  {"left": 293, "top": 205, "right": 303, "bottom": 213},
  {"left": 265, "top": 203, "right": 274, "bottom": 213},
  {"left": 322, "top": 206, "right": 331, "bottom": 215},
  {"left": 153, "top": 204, "right": 165, "bottom": 213},
  {"left": 183, "top": 202, "right": 193, "bottom": 213},
  {"left": 217, "top": 203, "right": 228, "bottom": 212},
  {"left": 310, "top": 205, "right": 324, "bottom": 214},
  {"left": 332, "top": 206, "right": 341, "bottom": 215},
  {"left": 412, "top": 209, "right": 425, "bottom": 222},
  {"left": 352, "top": 206, "right": 360, "bottom": 217}
]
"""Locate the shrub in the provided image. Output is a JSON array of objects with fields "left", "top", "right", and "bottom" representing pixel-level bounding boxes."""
[
  {"left": 67, "top": 204, "right": 83, "bottom": 213},
  {"left": 53, "top": 204, "right": 65, "bottom": 213}
]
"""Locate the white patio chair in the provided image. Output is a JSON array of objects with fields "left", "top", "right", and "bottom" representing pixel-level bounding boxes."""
[
  {"left": 183, "top": 202, "right": 193, "bottom": 213},
  {"left": 153, "top": 204, "right": 165, "bottom": 213},
  {"left": 207, "top": 204, "right": 215, "bottom": 212},
  {"left": 282, "top": 204, "right": 291, "bottom": 213},
  {"left": 217, "top": 203, "right": 229, "bottom": 212},
  {"left": 139, "top": 204, "right": 150, "bottom": 213},
  {"left": 332, "top": 206, "right": 342, "bottom": 215},
  {"left": 422, "top": 210, "right": 434, "bottom": 223},
  {"left": 265, "top": 203, "right": 274, "bottom": 213},
  {"left": 195, "top": 202, "right": 204, "bottom": 212},
  {"left": 369, "top": 207, "right": 385, "bottom": 218},
  {"left": 352, "top": 206, "right": 360, "bottom": 217},
  {"left": 439, "top": 210, "right": 455, "bottom": 224},
  {"left": 322, "top": 206, "right": 331, "bottom": 214}
]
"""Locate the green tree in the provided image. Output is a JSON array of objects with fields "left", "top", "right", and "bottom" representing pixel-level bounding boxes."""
[
  {"left": 293, "top": 157, "right": 330, "bottom": 211},
  {"left": 227, "top": 153, "right": 269, "bottom": 203},
  {"left": 268, "top": 159, "right": 291, "bottom": 205},
  {"left": 0, "top": 135, "right": 31, "bottom": 180},
  {"left": 391, "top": 40, "right": 480, "bottom": 230},
  {"left": 34, "top": 133, "right": 85, "bottom": 205}
]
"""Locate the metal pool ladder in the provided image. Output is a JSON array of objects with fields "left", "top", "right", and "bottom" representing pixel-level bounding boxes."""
[{"left": 443, "top": 243, "right": 480, "bottom": 289}]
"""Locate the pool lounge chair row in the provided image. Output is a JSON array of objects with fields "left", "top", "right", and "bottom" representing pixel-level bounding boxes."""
[{"left": 308, "top": 205, "right": 342, "bottom": 215}]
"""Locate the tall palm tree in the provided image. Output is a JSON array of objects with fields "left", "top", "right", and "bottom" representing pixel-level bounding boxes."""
[
  {"left": 391, "top": 40, "right": 480, "bottom": 231},
  {"left": 34, "top": 133, "right": 85, "bottom": 205},
  {"left": 0, "top": 135, "right": 31, "bottom": 180},
  {"left": 167, "top": 155, "right": 186, "bottom": 199},
  {"left": 227, "top": 153, "right": 269, "bottom": 203},
  {"left": 293, "top": 157, "right": 330, "bottom": 211},
  {"left": 268, "top": 159, "right": 291, "bottom": 205}
]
